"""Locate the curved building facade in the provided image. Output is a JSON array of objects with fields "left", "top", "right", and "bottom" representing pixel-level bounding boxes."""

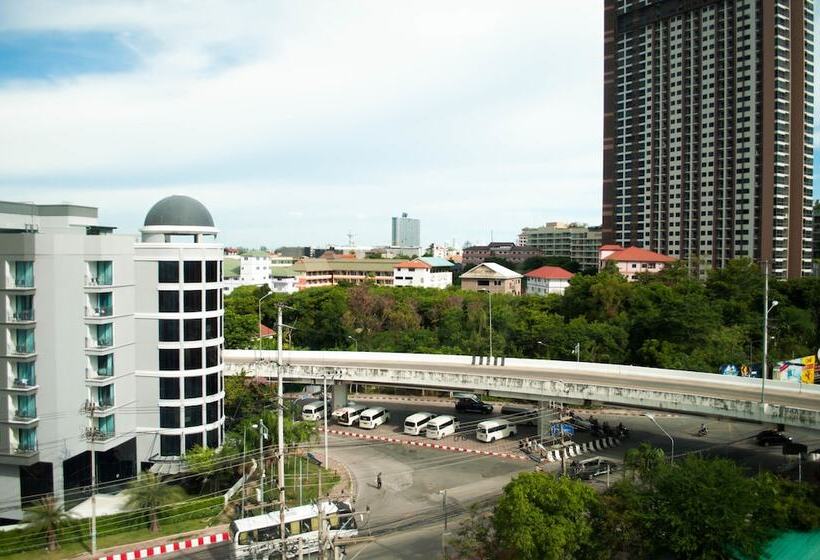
[{"left": 135, "top": 196, "right": 225, "bottom": 463}]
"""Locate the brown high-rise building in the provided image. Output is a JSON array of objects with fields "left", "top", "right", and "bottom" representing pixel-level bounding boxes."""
[{"left": 602, "top": 0, "right": 814, "bottom": 278}]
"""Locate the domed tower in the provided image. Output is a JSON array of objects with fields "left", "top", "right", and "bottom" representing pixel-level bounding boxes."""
[{"left": 135, "top": 196, "right": 225, "bottom": 466}]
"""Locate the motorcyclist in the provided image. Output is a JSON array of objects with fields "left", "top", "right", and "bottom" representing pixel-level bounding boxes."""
[{"left": 698, "top": 423, "right": 708, "bottom": 436}]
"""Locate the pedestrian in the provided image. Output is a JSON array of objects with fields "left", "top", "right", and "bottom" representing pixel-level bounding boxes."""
[{"left": 376, "top": 472, "right": 382, "bottom": 490}]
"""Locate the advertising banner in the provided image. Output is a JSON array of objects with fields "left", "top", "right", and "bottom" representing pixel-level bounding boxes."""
[
  {"left": 718, "top": 363, "right": 760, "bottom": 378},
  {"left": 775, "top": 355, "right": 816, "bottom": 384}
]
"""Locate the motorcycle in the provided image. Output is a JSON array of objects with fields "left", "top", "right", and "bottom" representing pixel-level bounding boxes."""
[{"left": 697, "top": 426, "right": 708, "bottom": 437}]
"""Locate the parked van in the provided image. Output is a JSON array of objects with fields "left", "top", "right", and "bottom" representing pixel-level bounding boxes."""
[
  {"left": 358, "top": 407, "right": 390, "bottom": 429},
  {"left": 335, "top": 405, "right": 369, "bottom": 427},
  {"left": 426, "top": 415, "right": 460, "bottom": 440},
  {"left": 403, "top": 412, "right": 436, "bottom": 436},
  {"left": 476, "top": 419, "right": 517, "bottom": 443},
  {"left": 301, "top": 400, "right": 325, "bottom": 421}
]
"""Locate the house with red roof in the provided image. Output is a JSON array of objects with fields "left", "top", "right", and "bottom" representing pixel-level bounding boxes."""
[
  {"left": 599, "top": 245, "right": 676, "bottom": 281},
  {"left": 524, "top": 266, "right": 574, "bottom": 296}
]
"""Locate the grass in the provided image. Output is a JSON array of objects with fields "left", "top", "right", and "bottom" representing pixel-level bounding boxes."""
[{"left": 261, "top": 456, "right": 341, "bottom": 509}]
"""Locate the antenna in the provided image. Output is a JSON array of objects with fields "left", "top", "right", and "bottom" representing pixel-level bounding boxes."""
[{"left": 347, "top": 231, "right": 355, "bottom": 246}]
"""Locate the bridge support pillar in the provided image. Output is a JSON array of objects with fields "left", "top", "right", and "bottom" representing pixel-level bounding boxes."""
[
  {"left": 332, "top": 382, "right": 349, "bottom": 409},
  {"left": 537, "top": 400, "right": 551, "bottom": 441}
]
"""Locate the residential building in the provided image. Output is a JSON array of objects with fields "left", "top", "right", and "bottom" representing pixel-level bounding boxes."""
[
  {"left": 524, "top": 266, "right": 574, "bottom": 296},
  {"left": 599, "top": 244, "right": 676, "bottom": 281},
  {"left": 393, "top": 257, "right": 454, "bottom": 289},
  {"left": 460, "top": 262, "right": 523, "bottom": 295},
  {"left": 275, "top": 246, "right": 314, "bottom": 259},
  {"left": 602, "top": 0, "right": 814, "bottom": 278},
  {"left": 813, "top": 202, "right": 820, "bottom": 261},
  {"left": 427, "top": 243, "right": 463, "bottom": 263},
  {"left": 518, "top": 222, "right": 602, "bottom": 269},
  {"left": 270, "top": 266, "right": 298, "bottom": 294},
  {"left": 462, "top": 242, "right": 543, "bottom": 266},
  {"left": 293, "top": 258, "right": 402, "bottom": 290},
  {"left": 0, "top": 195, "right": 224, "bottom": 521},
  {"left": 222, "top": 251, "right": 295, "bottom": 294},
  {"left": 391, "top": 212, "right": 421, "bottom": 251}
]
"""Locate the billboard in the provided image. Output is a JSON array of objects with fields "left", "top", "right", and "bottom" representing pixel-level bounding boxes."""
[
  {"left": 775, "top": 355, "right": 816, "bottom": 384},
  {"left": 719, "top": 363, "right": 761, "bottom": 378}
]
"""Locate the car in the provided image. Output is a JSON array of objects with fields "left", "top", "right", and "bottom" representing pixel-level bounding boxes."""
[
  {"left": 569, "top": 457, "right": 618, "bottom": 480},
  {"left": 756, "top": 429, "right": 793, "bottom": 447},
  {"left": 455, "top": 396, "right": 493, "bottom": 414}
]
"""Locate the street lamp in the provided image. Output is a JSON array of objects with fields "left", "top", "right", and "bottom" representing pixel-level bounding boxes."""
[
  {"left": 479, "top": 289, "right": 493, "bottom": 360},
  {"left": 251, "top": 420, "right": 269, "bottom": 508},
  {"left": 347, "top": 335, "right": 358, "bottom": 352},
  {"left": 762, "top": 296, "right": 779, "bottom": 404},
  {"left": 643, "top": 413, "right": 674, "bottom": 465},
  {"left": 258, "top": 291, "right": 274, "bottom": 360}
]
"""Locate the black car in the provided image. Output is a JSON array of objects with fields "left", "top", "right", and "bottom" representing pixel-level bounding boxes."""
[
  {"left": 455, "top": 397, "right": 493, "bottom": 414},
  {"left": 756, "top": 429, "right": 793, "bottom": 447}
]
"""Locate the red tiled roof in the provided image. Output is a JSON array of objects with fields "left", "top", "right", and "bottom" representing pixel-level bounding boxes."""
[
  {"left": 599, "top": 244, "right": 624, "bottom": 251},
  {"left": 257, "top": 323, "right": 275, "bottom": 338},
  {"left": 525, "top": 266, "right": 574, "bottom": 280},
  {"left": 395, "top": 260, "right": 430, "bottom": 269},
  {"left": 602, "top": 246, "right": 675, "bottom": 263}
]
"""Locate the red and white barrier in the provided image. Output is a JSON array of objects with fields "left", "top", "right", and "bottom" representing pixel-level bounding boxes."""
[
  {"left": 96, "top": 531, "right": 230, "bottom": 560},
  {"left": 323, "top": 428, "right": 528, "bottom": 461}
]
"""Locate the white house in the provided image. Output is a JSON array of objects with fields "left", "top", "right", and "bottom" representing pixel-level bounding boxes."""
[
  {"left": 392, "top": 257, "right": 454, "bottom": 289},
  {"left": 524, "top": 266, "right": 574, "bottom": 295},
  {"left": 599, "top": 245, "right": 676, "bottom": 281}
]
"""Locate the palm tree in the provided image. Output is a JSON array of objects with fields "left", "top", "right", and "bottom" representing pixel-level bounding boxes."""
[
  {"left": 124, "top": 473, "right": 187, "bottom": 532},
  {"left": 624, "top": 442, "right": 666, "bottom": 483},
  {"left": 24, "top": 496, "right": 69, "bottom": 551}
]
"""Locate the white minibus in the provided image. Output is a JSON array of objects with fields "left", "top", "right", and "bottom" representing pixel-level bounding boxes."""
[
  {"left": 358, "top": 407, "right": 390, "bottom": 429},
  {"left": 476, "top": 419, "right": 517, "bottom": 442},
  {"left": 301, "top": 400, "right": 325, "bottom": 421},
  {"left": 425, "top": 415, "right": 460, "bottom": 440},
  {"left": 334, "top": 405, "right": 369, "bottom": 427},
  {"left": 403, "top": 412, "right": 435, "bottom": 436}
]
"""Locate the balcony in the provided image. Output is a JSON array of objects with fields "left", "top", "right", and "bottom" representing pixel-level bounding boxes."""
[
  {"left": 10, "top": 344, "right": 35, "bottom": 357},
  {"left": 85, "top": 306, "right": 113, "bottom": 319},
  {"left": 11, "top": 377, "right": 37, "bottom": 391},
  {"left": 86, "top": 338, "right": 113, "bottom": 350},
  {"left": 7, "top": 309, "right": 34, "bottom": 323},
  {"left": 85, "top": 275, "right": 112, "bottom": 287}
]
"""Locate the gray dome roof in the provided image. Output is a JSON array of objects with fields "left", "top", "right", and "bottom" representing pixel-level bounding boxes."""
[{"left": 144, "top": 195, "right": 214, "bottom": 228}]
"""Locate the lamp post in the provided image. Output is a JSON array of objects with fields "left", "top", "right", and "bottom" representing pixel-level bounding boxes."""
[
  {"left": 251, "top": 420, "right": 269, "bottom": 509},
  {"left": 573, "top": 342, "right": 580, "bottom": 363},
  {"left": 761, "top": 261, "right": 778, "bottom": 404},
  {"left": 643, "top": 413, "right": 674, "bottom": 465},
  {"left": 258, "top": 291, "right": 274, "bottom": 360},
  {"left": 479, "top": 289, "right": 493, "bottom": 359},
  {"left": 347, "top": 335, "right": 358, "bottom": 352}
]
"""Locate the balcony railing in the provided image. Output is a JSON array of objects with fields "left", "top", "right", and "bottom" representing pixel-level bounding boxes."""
[
  {"left": 85, "top": 306, "right": 113, "bottom": 318},
  {"left": 96, "top": 399, "right": 115, "bottom": 410},
  {"left": 86, "top": 338, "right": 113, "bottom": 350},
  {"left": 85, "top": 276, "right": 112, "bottom": 287},
  {"left": 12, "top": 377, "right": 36, "bottom": 388},
  {"left": 8, "top": 310, "right": 34, "bottom": 322},
  {"left": 13, "top": 344, "right": 35, "bottom": 355},
  {"left": 15, "top": 446, "right": 37, "bottom": 455},
  {"left": 14, "top": 410, "right": 37, "bottom": 420}
]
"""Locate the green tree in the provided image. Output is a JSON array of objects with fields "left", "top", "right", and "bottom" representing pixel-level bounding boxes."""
[
  {"left": 623, "top": 442, "right": 666, "bottom": 482},
  {"left": 493, "top": 472, "right": 602, "bottom": 560},
  {"left": 24, "top": 496, "right": 69, "bottom": 551},
  {"left": 124, "top": 473, "right": 187, "bottom": 532},
  {"left": 450, "top": 504, "right": 498, "bottom": 560}
]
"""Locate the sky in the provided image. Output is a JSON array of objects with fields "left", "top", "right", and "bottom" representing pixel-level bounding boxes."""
[{"left": 1, "top": 1, "right": 805, "bottom": 250}]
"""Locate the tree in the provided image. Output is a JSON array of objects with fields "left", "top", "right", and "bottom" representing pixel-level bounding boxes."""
[
  {"left": 493, "top": 472, "right": 602, "bottom": 560},
  {"left": 24, "top": 496, "right": 69, "bottom": 551},
  {"left": 124, "top": 473, "right": 187, "bottom": 532},
  {"left": 623, "top": 442, "right": 666, "bottom": 482},
  {"left": 450, "top": 504, "right": 498, "bottom": 560}
]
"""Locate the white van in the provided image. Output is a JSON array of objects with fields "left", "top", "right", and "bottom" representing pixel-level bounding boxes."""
[
  {"left": 425, "top": 415, "right": 460, "bottom": 440},
  {"left": 476, "top": 419, "right": 517, "bottom": 442},
  {"left": 301, "top": 400, "right": 325, "bottom": 421},
  {"left": 335, "top": 405, "right": 369, "bottom": 427},
  {"left": 403, "top": 412, "right": 436, "bottom": 436},
  {"left": 358, "top": 407, "right": 390, "bottom": 429}
]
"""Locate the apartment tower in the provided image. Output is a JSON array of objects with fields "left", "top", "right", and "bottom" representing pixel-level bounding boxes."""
[{"left": 602, "top": 0, "right": 814, "bottom": 277}]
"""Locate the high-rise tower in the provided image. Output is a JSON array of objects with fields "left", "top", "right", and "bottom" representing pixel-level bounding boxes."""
[{"left": 602, "top": 0, "right": 814, "bottom": 278}]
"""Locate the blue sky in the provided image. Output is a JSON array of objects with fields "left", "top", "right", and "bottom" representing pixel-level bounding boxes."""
[{"left": 0, "top": 2, "right": 811, "bottom": 249}]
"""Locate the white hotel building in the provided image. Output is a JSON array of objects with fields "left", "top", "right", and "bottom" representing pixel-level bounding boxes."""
[{"left": 0, "top": 196, "right": 224, "bottom": 521}]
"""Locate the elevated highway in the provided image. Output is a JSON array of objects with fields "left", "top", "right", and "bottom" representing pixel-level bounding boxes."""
[{"left": 224, "top": 350, "right": 820, "bottom": 430}]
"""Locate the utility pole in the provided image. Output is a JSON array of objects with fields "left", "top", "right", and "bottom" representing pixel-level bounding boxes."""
[
  {"left": 81, "top": 400, "right": 99, "bottom": 557},
  {"left": 276, "top": 304, "right": 287, "bottom": 560},
  {"left": 318, "top": 501, "right": 327, "bottom": 560}
]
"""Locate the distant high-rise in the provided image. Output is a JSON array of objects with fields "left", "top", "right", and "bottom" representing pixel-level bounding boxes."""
[
  {"left": 602, "top": 0, "right": 814, "bottom": 278},
  {"left": 391, "top": 212, "right": 421, "bottom": 249}
]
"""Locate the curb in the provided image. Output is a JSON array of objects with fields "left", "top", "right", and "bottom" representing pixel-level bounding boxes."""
[
  {"left": 540, "top": 437, "right": 621, "bottom": 462},
  {"left": 323, "top": 428, "right": 528, "bottom": 462},
  {"left": 96, "top": 532, "right": 229, "bottom": 560}
]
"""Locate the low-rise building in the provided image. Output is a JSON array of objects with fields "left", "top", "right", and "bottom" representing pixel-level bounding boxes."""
[
  {"left": 599, "top": 245, "right": 676, "bottom": 281},
  {"left": 460, "top": 262, "right": 522, "bottom": 295},
  {"left": 462, "top": 242, "right": 542, "bottom": 266},
  {"left": 518, "top": 222, "right": 602, "bottom": 270},
  {"left": 293, "top": 258, "right": 402, "bottom": 289},
  {"left": 524, "top": 266, "right": 574, "bottom": 296},
  {"left": 393, "top": 257, "right": 454, "bottom": 289}
]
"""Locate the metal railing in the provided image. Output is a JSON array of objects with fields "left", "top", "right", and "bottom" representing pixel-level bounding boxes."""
[
  {"left": 8, "top": 310, "right": 34, "bottom": 322},
  {"left": 13, "top": 344, "right": 35, "bottom": 355},
  {"left": 86, "top": 338, "right": 113, "bottom": 349},
  {"left": 85, "top": 306, "right": 113, "bottom": 318},
  {"left": 12, "top": 377, "right": 36, "bottom": 388}
]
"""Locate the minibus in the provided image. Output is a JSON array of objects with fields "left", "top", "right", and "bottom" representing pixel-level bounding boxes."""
[
  {"left": 425, "top": 415, "right": 459, "bottom": 440},
  {"left": 301, "top": 400, "right": 325, "bottom": 421},
  {"left": 476, "top": 419, "right": 517, "bottom": 443},
  {"left": 403, "top": 412, "right": 435, "bottom": 436},
  {"left": 358, "top": 407, "right": 390, "bottom": 429}
]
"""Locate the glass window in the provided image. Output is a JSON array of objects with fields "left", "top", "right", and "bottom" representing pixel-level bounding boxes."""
[
  {"left": 184, "top": 348, "right": 202, "bottom": 370},
  {"left": 185, "top": 432, "right": 203, "bottom": 451},
  {"left": 205, "top": 317, "right": 218, "bottom": 339},
  {"left": 206, "top": 428, "right": 219, "bottom": 448},
  {"left": 94, "top": 292, "right": 113, "bottom": 316},
  {"left": 184, "top": 261, "right": 202, "bottom": 283},
  {"left": 160, "top": 407, "right": 180, "bottom": 428},
  {"left": 15, "top": 261, "right": 34, "bottom": 287},
  {"left": 16, "top": 395, "right": 36, "bottom": 418},
  {"left": 13, "top": 295, "right": 33, "bottom": 321},
  {"left": 206, "top": 373, "right": 218, "bottom": 395},
  {"left": 206, "top": 345, "right": 218, "bottom": 368},
  {"left": 97, "top": 415, "right": 114, "bottom": 436},
  {"left": 206, "top": 289, "right": 218, "bottom": 311},
  {"left": 96, "top": 324, "right": 113, "bottom": 347},
  {"left": 158, "top": 261, "right": 179, "bottom": 283},
  {"left": 16, "top": 362, "right": 35, "bottom": 385},
  {"left": 159, "top": 349, "right": 180, "bottom": 371},
  {"left": 158, "top": 291, "right": 179, "bottom": 313},
  {"left": 205, "top": 261, "right": 218, "bottom": 283},
  {"left": 97, "top": 385, "right": 114, "bottom": 407},
  {"left": 160, "top": 435, "right": 180, "bottom": 456},
  {"left": 97, "top": 354, "right": 114, "bottom": 377},
  {"left": 184, "top": 405, "right": 202, "bottom": 427},
  {"left": 94, "top": 261, "right": 113, "bottom": 285},
  {"left": 184, "top": 290, "right": 202, "bottom": 312},
  {"left": 159, "top": 320, "right": 180, "bottom": 342},
  {"left": 184, "top": 376, "right": 202, "bottom": 398},
  {"left": 159, "top": 377, "right": 180, "bottom": 399},
  {"left": 206, "top": 401, "right": 219, "bottom": 423},
  {"left": 15, "top": 328, "right": 34, "bottom": 353},
  {"left": 18, "top": 428, "right": 37, "bottom": 451},
  {"left": 184, "top": 319, "right": 202, "bottom": 341}
]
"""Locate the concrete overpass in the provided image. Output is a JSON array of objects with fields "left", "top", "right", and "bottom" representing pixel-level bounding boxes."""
[{"left": 224, "top": 350, "right": 820, "bottom": 430}]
